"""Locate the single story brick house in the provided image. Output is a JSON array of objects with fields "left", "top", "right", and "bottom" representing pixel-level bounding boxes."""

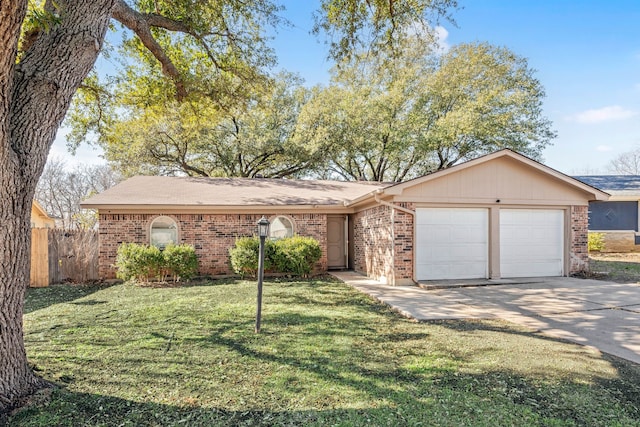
[
  {"left": 82, "top": 150, "right": 608, "bottom": 284},
  {"left": 573, "top": 175, "right": 640, "bottom": 252}
]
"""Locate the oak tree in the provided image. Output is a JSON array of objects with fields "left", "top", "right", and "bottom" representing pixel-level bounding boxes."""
[
  {"left": 299, "top": 40, "right": 556, "bottom": 181},
  {"left": 70, "top": 73, "right": 321, "bottom": 178}
]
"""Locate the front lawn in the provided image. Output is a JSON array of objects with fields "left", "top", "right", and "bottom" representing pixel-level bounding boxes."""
[
  {"left": 11, "top": 278, "right": 640, "bottom": 426},
  {"left": 590, "top": 252, "right": 640, "bottom": 283}
]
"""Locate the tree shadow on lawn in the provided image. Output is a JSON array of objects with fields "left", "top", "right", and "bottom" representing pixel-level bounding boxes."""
[
  {"left": 10, "top": 359, "right": 640, "bottom": 425},
  {"left": 13, "top": 317, "right": 640, "bottom": 425},
  {"left": 24, "top": 283, "right": 111, "bottom": 314},
  {"left": 181, "top": 317, "right": 640, "bottom": 425},
  {"left": 7, "top": 390, "right": 365, "bottom": 427}
]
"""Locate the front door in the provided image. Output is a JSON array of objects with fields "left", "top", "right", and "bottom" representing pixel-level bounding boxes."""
[{"left": 327, "top": 215, "right": 347, "bottom": 269}]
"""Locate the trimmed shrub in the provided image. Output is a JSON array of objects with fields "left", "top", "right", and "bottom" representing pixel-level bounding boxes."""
[
  {"left": 115, "top": 243, "right": 163, "bottom": 282},
  {"left": 229, "top": 236, "right": 321, "bottom": 278},
  {"left": 162, "top": 244, "right": 198, "bottom": 281},
  {"left": 229, "top": 237, "right": 274, "bottom": 278},
  {"left": 588, "top": 232, "right": 605, "bottom": 252},
  {"left": 116, "top": 243, "right": 198, "bottom": 283},
  {"left": 272, "top": 236, "right": 322, "bottom": 277}
]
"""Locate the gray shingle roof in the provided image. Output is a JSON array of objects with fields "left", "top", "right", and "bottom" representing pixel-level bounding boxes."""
[{"left": 573, "top": 175, "right": 640, "bottom": 196}]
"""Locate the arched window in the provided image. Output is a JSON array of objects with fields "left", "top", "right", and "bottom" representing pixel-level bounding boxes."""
[
  {"left": 269, "top": 216, "right": 294, "bottom": 239},
  {"left": 150, "top": 216, "right": 178, "bottom": 249}
]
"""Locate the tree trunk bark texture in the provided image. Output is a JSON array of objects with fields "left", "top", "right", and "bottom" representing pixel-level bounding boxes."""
[{"left": 0, "top": 0, "right": 116, "bottom": 413}]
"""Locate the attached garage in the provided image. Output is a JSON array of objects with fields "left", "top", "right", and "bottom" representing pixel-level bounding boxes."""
[{"left": 350, "top": 149, "right": 610, "bottom": 285}]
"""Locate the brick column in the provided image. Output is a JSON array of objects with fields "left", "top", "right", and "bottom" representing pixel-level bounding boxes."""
[{"left": 570, "top": 205, "right": 589, "bottom": 274}]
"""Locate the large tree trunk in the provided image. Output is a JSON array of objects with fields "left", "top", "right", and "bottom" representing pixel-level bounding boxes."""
[{"left": 0, "top": 0, "right": 116, "bottom": 414}]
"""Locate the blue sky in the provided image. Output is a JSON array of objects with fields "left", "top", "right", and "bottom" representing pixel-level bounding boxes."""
[{"left": 52, "top": 0, "right": 640, "bottom": 175}]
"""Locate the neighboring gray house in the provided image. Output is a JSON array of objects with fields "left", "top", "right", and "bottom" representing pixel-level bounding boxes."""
[{"left": 573, "top": 176, "right": 640, "bottom": 252}]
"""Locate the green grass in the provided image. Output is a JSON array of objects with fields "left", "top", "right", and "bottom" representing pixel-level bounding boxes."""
[
  {"left": 10, "top": 278, "right": 640, "bottom": 426},
  {"left": 590, "top": 254, "right": 640, "bottom": 283}
]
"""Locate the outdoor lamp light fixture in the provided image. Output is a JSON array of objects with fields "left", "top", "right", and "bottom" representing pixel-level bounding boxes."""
[
  {"left": 255, "top": 216, "right": 270, "bottom": 333},
  {"left": 257, "top": 216, "right": 270, "bottom": 238}
]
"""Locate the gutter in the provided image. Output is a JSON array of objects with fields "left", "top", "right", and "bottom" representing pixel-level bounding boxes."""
[{"left": 373, "top": 190, "right": 415, "bottom": 216}]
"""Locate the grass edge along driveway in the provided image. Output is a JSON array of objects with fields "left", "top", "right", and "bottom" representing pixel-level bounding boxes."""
[{"left": 11, "top": 278, "right": 640, "bottom": 426}]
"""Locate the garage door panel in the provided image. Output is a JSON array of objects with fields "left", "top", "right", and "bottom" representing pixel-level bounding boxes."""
[
  {"left": 416, "top": 208, "right": 488, "bottom": 280},
  {"left": 465, "top": 226, "right": 488, "bottom": 241},
  {"left": 500, "top": 209, "right": 563, "bottom": 278}
]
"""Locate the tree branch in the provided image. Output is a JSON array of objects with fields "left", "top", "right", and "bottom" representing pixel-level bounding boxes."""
[{"left": 111, "top": 0, "right": 187, "bottom": 100}]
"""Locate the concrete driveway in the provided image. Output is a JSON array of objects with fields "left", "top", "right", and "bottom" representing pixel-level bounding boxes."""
[{"left": 331, "top": 272, "right": 640, "bottom": 365}]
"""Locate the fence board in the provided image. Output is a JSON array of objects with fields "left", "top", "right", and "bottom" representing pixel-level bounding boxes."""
[
  {"left": 30, "top": 228, "right": 49, "bottom": 287},
  {"left": 48, "top": 230, "right": 99, "bottom": 284}
]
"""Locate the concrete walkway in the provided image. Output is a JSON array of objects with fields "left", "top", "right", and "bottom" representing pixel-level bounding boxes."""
[{"left": 331, "top": 271, "right": 640, "bottom": 365}]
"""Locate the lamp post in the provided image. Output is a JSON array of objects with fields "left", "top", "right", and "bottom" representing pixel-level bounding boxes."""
[{"left": 255, "top": 216, "right": 270, "bottom": 333}]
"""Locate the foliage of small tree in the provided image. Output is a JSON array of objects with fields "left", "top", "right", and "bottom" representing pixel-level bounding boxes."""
[{"left": 588, "top": 232, "right": 606, "bottom": 252}]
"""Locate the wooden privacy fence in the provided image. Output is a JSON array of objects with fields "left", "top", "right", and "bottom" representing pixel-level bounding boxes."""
[{"left": 30, "top": 229, "right": 99, "bottom": 287}]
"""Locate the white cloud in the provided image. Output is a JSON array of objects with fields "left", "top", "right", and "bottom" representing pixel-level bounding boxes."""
[
  {"left": 405, "top": 23, "right": 450, "bottom": 53},
  {"left": 567, "top": 105, "right": 638, "bottom": 124},
  {"left": 434, "top": 26, "right": 450, "bottom": 52},
  {"left": 596, "top": 145, "right": 613, "bottom": 152}
]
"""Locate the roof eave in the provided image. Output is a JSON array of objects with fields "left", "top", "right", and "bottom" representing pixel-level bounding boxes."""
[{"left": 80, "top": 203, "right": 356, "bottom": 213}]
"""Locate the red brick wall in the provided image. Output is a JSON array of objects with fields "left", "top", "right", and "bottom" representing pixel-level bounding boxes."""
[
  {"left": 353, "top": 205, "right": 394, "bottom": 283},
  {"left": 570, "top": 205, "right": 589, "bottom": 274},
  {"left": 392, "top": 203, "right": 414, "bottom": 281},
  {"left": 98, "top": 212, "right": 327, "bottom": 279},
  {"left": 352, "top": 203, "right": 416, "bottom": 284}
]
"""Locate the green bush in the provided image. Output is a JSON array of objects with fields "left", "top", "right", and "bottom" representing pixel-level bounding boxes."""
[
  {"left": 272, "top": 236, "right": 322, "bottom": 277},
  {"left": 588, "top": 232, "right": 605, "bottom": 252},
  {"left": 116, "top": 243, "right": 198, "bottom": 283},
  {"left": 116, "top": 243, "right": 163, "bottom": 282},
  {"left": 162, "top": 244, "right": 198, "bottom": 281},
  {"left": 229, "top": 237, "right": 274, "bottom": 278},
  {"left": 229, "top": 236, "right": 321, "bottom": 278}
]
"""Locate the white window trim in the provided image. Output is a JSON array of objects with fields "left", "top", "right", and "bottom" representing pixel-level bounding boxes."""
[
  {"left": 149, "top": 215, "right": 179, "bottom": 248},
  {"left": 269, "top": 215, "right": 295, "bottom": 239}
]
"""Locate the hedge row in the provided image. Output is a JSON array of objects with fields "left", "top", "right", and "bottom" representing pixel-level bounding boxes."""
[
  {"left": 115, "top": 243, "right": 198, "bottom": 283},
  {"left": 229, "top": 236, "right": 322, "bottom": 278}
]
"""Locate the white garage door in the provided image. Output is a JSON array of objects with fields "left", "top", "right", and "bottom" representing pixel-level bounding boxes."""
[
  {"left": 416, "top": 208, "right": 488, "bottom": 280},
  {"left": 500, "top": 209, "right": 564, "bottom": 277}
]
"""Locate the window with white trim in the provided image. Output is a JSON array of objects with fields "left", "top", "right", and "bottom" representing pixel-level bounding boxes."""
[
  {"left": 269, "top": 216, "right": 294, "bottom": 239},
  {"left": 150, "top": 216, "right": 178, "bottom": 249}
]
